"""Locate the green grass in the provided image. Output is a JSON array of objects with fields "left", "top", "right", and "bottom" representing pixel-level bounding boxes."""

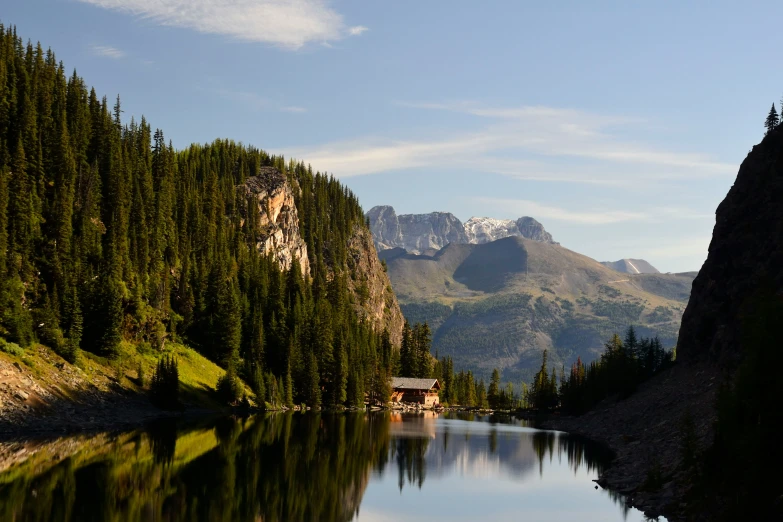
[{"left": 1, "top": 335, "right": 253, "bottom": 410}]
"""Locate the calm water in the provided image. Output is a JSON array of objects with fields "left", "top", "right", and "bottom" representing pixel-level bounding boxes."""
[{"left": 0, "top": 412, "right": 660, "bottom": 522}]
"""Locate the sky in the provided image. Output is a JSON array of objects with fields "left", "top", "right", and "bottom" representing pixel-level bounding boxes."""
[{"left": 4, "top": 1, "right": 783, "bottom": 272}]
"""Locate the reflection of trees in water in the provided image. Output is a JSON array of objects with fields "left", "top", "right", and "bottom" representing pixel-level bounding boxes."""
[
  {"left": 0, "top": 414, "right": 624, "bottom": 522},
  {"left": 393, "top": 437, "right": 430, "bottom": 491},
  {"left": 148, "top": 418, "right": 178, "bottom": 466},
  {"left": 0, "top": 413, "right": 392, "bottom": 522}
]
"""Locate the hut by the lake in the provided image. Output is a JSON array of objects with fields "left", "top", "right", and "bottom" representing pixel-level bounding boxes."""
[{"left": 391, "top": 377, "right": 441, "bottom": 407}]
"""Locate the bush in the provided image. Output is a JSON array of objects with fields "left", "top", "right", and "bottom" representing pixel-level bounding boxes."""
[
  {"left": 137, "top": 361, "right": 146, "bottom": 387},
  {"left": 0, "top": 338, "right": 24, "bottom": 357},
  {"left": 150, "top": 355, "right": 179, "bottom": 410},
  {"left": 216, "top": 370, "right": 243, "bottom": 405}
]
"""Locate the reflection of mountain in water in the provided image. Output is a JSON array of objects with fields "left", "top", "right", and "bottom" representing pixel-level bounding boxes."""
[
  {"left": 0, "top": 413, "right": 615, "bottom": 522},
  {"left": 389, "top": 413, "right": 611, "bottom": 491}
]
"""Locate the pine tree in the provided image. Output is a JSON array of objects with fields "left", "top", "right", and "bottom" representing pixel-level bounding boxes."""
[
  {"left": 765, "top": 103, "right": 779, "bottom": 135},
  {"left": 488, "top": 368, "right": 501, "bottom": 408}
]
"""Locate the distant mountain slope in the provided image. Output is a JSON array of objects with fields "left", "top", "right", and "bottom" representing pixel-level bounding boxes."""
[
  {"left": 601, "top": 258, "right": 660, "bottom": 274},
  {"left": 367, "top": 206, "right": 556, "bottom": 254},
  {"left": 384, "top": 236, "right": 694, "bottom": 381}
]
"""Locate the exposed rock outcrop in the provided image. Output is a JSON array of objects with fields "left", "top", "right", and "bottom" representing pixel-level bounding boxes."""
[
  {"left": 365, "top": 205, "right": 556, "bottom": 254},
  {"left": 515, "top": 216, "right": 556, "bottom": 244},
  {"left": 601, "top": 259, "right": 659, "bottom": 274},
  {"left": 237, "top": 166, "right": 310, "bottom": 276},
  {"left": 345, "top": 226, "right": 405, "bottom": 346},
  {"left": 678, "top": 129, "right": 783, "bottom": 366}
]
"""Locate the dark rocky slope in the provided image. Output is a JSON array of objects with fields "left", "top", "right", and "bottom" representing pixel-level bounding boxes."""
[
  {"left": 678, "top": 132, "right": 783, "bottom": 367},
  {"left": 545, "top": 130, "right": 783, "bottom": 520}
]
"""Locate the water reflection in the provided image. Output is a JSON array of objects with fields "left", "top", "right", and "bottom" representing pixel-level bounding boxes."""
[{"left": 0, "top": 413, "right": 653, "bottom": 522}]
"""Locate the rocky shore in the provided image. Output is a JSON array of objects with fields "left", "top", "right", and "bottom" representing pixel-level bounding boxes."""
[{"left": 541, "top": 361, "right": 720, "bottom": 522}]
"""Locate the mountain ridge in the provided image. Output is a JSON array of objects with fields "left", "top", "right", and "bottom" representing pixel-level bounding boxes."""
[
  {"left": 381, "top": 235, "right": 694, "bottom": 381},
  {"left": 366, "top": 205, "right": 557, "bottom": 254}
]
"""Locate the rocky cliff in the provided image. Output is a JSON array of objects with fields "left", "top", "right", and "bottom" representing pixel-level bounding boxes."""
[
  {"left": 345, "top": 225, "right": 405, "bottom": 346},
  {"left": 678, "top": 129, "right": 783, "bottom": 366},
  {"left": 367, "top": 206, "right": 469, "bottom": 253},
  {"left": 601, "top": 258, "right": 659, "bottom": 274},
  {"left": 366, "top": 205, "right": 556, "bottom": 254},
  {"left": 237, "top": 170, "right": 403, "bottom": 345},
  {"left": 237, "top": 166, "right": 310, "bottom": 276}
]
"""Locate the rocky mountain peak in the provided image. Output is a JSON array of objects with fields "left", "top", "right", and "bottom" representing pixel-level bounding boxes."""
[
  {"left": 463, "top": 217, "right": 520, "bottom": 244},
  {"left": 516, "top": 217, "right": 556, "bottom": 244},
  {"left": 601, "top": 259, "right": 659, "bottom": 274},
  {"left": 366, "top": 205, "right": 557, "bottom": 254}
]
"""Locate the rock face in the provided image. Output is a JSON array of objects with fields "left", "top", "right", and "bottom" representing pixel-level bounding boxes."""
[
  {"left": 601, "top": 259, "right": 659, "bottom": 274},
  {"left": 367, "top": 206, "right": 469, "bottom": 253},
  {"left": 366, "top": 205, "right": 556, "bottom": 254},
  {"left": 237, "top": 167, "right": 310, "bottom": 276},
  {"left": 516, "top": 217, "right": 556, "bottom": 244},
  {"left": 345, "top": 226, "right": 405, "bottom": 347},
  {"left": 678, "top": 129, "right": 783, "bottom": 366}
]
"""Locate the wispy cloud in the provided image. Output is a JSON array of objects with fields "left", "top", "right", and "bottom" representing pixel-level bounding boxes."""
[
  {"left": 282, "top": 102, "right": 735, "bottom": 183},
  {"left": 348, "top": 25, "right": 368, "bottom": 36},
  {"left": 89, "top": 44, "right": 126, "bottom": 59},
  {"left": 77, "top": 0, "right": 368, "bottom": 50},
  {"left": 475, "top": 198, "right": 650, "bottom": 225}
]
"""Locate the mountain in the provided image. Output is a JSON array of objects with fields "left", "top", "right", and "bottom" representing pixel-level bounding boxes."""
[
  {"left": 600, "top": 258, "right": 660, "bottom": 274},
  {"left": 366, "top": 205, "right": 556, "bottom": 254},
  {"left": 544, "top": 122, "right": 783, "bottom": 521},
  {"left": 0, "top": 25, "right": 403, "bottom": 413},
  {"left": 366, "top": 205, "right": 469, "bottom": 253},
  {"left": 381, "top": 235, "right": 694, "bottom": 381},
  {"left": 464, "top": 216, "right": 556, "bottom": 245}
]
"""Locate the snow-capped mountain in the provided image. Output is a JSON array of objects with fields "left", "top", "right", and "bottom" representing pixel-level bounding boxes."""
[{"left": 366, "top": 206, "right": 556, "bottom": 254}]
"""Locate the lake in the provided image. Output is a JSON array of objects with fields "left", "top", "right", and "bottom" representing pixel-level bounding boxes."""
[{"left": 0, "top": 412, "right": 661, "bottom": 521}]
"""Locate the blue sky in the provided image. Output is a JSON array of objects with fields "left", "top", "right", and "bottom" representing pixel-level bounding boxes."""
[{"left": 4, "top": 1, "right": 782, "bottom": 272}]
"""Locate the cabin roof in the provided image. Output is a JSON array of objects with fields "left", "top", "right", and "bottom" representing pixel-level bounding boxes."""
[{"left": 391, "top": 377, "right": 441, "bottom": 391}]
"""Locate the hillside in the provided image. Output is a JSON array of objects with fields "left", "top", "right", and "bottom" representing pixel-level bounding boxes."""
[
  {"left": 0, "top": 24, "right": 403, "bottom": 416},
  {"left": 382, "top": 237, "right": 694, "bottom": 381}
]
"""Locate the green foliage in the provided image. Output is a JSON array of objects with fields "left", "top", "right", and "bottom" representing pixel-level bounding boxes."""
[
  {"left": 137, "top": 361, "right": 145, "bottom": 387},
  {"left": 0, "top": 24, "right": 399, "bottom": 410},
  {"left": 0, "top": 338, "right": 23, "bottom": 356},
  {"left": 216, "top": 369, "right": 243, "bottom": 405},
  {"left": 150, "top": 355, "right": 180, "bottom": 410},
  {"left": 399, "top": 321, "right": 433, "bottom": 378},
  {"left": 557, "top": 327, "right": 673, "bottom": 414}
]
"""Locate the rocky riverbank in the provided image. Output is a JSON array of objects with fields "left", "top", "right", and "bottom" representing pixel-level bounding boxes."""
[{"left": 541, "top": 361, "right": 720, "bottom": 521}]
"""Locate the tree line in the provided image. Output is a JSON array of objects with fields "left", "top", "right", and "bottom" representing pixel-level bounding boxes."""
[
  {"left": 0, "top": 23, "right": 396, "bottom": 408},
  {"left": 529, "top": 326, "right": 674, "bottom": 413},
  {"left": 428, "top": 326, "right": 674, "bottom": 412}
]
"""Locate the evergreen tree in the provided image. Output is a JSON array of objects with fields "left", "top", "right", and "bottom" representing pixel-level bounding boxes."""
[
  {"left": 488, "top": 368, "right": 501, "bottom": 408},
  {"left": 765, "top": 103, "right": 779, "bottom": 135}
]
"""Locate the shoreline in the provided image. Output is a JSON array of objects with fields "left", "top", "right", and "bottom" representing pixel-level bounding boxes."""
[{"left": 539, "top": 362, "right": 720, "bottom": 522}]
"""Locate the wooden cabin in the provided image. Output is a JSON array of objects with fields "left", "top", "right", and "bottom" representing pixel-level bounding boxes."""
[{"left": 391, "top": 378, "right": 441, "bottom": 407}]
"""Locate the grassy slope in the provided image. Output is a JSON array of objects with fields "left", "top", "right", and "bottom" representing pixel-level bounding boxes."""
[
  {"left": 386, "top": 236, "right": 694, "bottom": 381},
  {"left": 0, "top": 339, "right": 251, "bottom": 414}
]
